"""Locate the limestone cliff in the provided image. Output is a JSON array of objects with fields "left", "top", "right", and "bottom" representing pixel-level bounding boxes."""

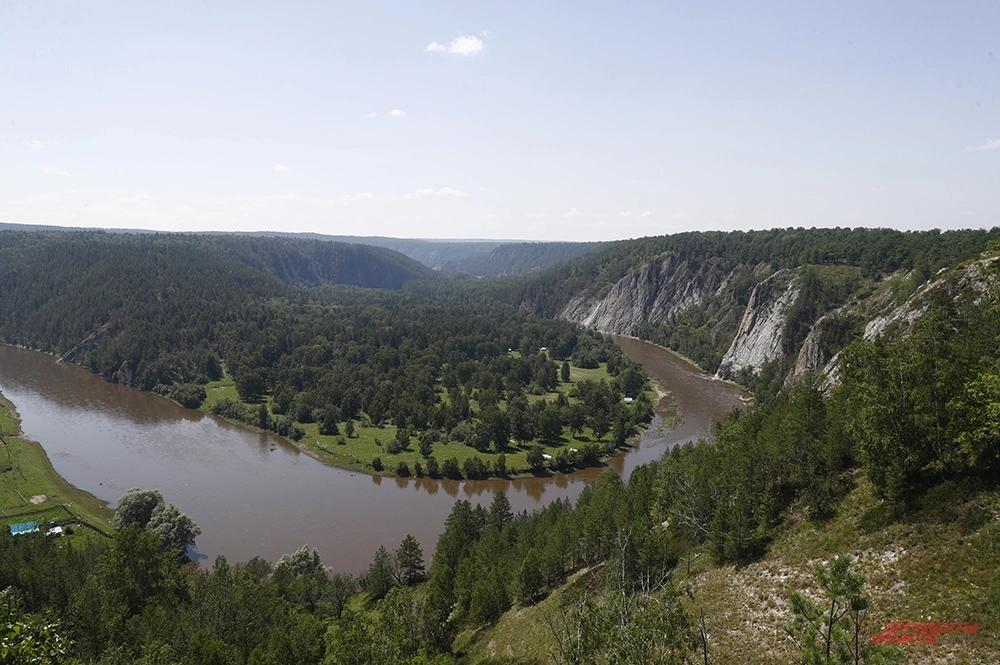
[
  {"left": 715, "top": 271, "right": 800, "bottom": 379},
  {"left": 557, "top": 254, "right": 738, "bottom": 335},
  {"left": 552, "top": 245, "right": 1000, "bottom": 391}
]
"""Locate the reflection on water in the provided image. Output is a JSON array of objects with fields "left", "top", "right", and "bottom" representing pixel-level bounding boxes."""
[{"left": 0, "top": 338, "right": 746, "bottom": 573}]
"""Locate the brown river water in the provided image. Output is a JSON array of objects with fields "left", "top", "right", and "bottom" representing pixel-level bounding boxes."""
[{"left": 0, "top": 336, "right": 747, "bottom": 574}]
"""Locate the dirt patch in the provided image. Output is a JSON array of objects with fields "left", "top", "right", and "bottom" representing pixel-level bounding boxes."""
[{"left": 29, "top": 494, "right": 47, "bottom": 504}]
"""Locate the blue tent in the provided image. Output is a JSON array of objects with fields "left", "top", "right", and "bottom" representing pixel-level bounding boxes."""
[{"left": 9, "top": 521, "right": 39, "bottom": 535}]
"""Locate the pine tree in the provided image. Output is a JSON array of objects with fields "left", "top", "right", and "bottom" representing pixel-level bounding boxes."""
[{"left": 396, "top": 534, "right": 425, "bottom": 585}]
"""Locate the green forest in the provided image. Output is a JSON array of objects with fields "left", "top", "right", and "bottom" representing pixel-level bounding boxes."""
[{"left": 2, "top": 227, "right": 1000, "bottom": 663}]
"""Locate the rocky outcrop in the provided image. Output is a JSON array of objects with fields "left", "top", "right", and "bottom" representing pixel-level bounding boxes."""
[
  {"left": 792, "top": 320, "right": 826, "bottom": 376},
  {"left": 558, "top": 254, "right": 735, "bottom": 335},
  {"left": 716, "top": 271, "right": 800, "bottom": 378},
  {"left": 865, "top": 257, "right": 998, "bottom": 341}
]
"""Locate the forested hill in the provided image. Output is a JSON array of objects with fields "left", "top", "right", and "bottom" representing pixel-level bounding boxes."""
[
  {"left": 227, "top": 231, "right": 504, "bottom": 270},
  {"left": 436, "top": 241, "right": 601, "bottom": 276},
  {"left": 479, "top": 227, "right": 1000, "bottom": 393},
  {"left": 0, "top": 230, "right": 432, "bottom": 361},
  {"left": 230, "top": 232, "right": 601, "bottom": 276}
]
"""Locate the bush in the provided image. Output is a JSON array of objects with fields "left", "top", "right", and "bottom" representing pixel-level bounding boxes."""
[
  {"left": 397, "top": 461, "right": 410, "bottom": 477},
  {"left": 579, "top": 442, "right": 602, "bottom": 466},
  {"left": 211, "top": 398, "right": 253, "bottom": 423},
  {"left": 372, "top": 456, "right": 383, "bottom": 472},
  {"left": 426, "top": 456, "right": 440, "bottom": 477},
  {"left": 450, "top": 422, "right": 472, "bottom": 444}
]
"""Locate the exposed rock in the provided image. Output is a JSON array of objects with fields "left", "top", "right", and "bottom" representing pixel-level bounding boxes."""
[
  {"left": 109, "top": 361, "right": 137, "bottom": 387},
  {"left": 558, "top": 254, "right": 735, "bottom": 335},
  {"left": 792, "top": 321, "right": 825, "bottom": 377},
  {"left": 864, "top": 257, "right": 998, "bottom": 341},
  {"left": 716, "top": 271, "right": 800, "bottom": 378}
]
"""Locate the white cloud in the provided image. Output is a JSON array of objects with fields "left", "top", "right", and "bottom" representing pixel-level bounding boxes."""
[
  {"left": 426, "top": 34, "right": 484, "bottom": 56},
  {"left": 591, "top": 213, "right": 606, "bottom": 219},
  {"left": 525, "top": 212, "right": 548, "bottom": 218},
  {"left": 404, "top": 187, "right": 469, "bottom": 200},
  {"left": 726, "top": 213, "right": 737, "bottom": 220},
  {"left": 23, "top": 140, "right": 58, "bottom": 149},
  {"left": 340, "top": 192, "right": 374, "bottom": 203},
  {"left": 637, "top": 211, "right": 652, "bottom": 219},
  {"left": 43, "top": 167, "right": 69, "bottom": 176},
  {"left": 273, "top": 164, "right": 289, "bottom": 172},
  {"left": 368, "top": 110, "right": 409, "bottom": 119},
  {"left": 965, "top": 139, "right": 1000, "bottom": 151},
  {"left": 565, "top": 208, "right": 581, "bottom": 218},
  {"left": 871, "top": 185, "right": 885, "bottom": 191},
  {"left": 966, "top": 210, "right": 977, "bottom": 216},
  {"left": 617, "top": 210, "right": 633, "bottom": 218}
]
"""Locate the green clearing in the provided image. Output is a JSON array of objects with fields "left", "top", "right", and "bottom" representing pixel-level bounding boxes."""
[
  {"left": 0, "top": 392, "right": 113, "bottom": 540},
  {"left": 201, "top": 361, "right": 661, "bottom": 478}
]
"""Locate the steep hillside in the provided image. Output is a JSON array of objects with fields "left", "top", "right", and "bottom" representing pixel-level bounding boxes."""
[
  {"left": 243, "top": 232, "right": 599, "bottom": 276},
  {"left": 0, "top": 230, "right": 433, "bottom": 386},
  {"left": 505, "top": 228, "right": 1000, "bottom": 391},
  {"left": 230, "top": 231, "right": 504, "bottom": 269},
  {"left": 439, "top": 241, "right": 601, "bottom": 276},
  {"left": 454, "top": 253, "right": 1000, "bottom": 663}
]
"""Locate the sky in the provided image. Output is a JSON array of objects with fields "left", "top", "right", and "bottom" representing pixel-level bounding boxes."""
[{"left": 1, "top": 1, "right": 998, "bottom": 242}]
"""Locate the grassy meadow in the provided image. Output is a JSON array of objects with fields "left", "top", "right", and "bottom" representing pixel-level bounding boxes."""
[
  {"left": 0, "top": 392, "right": 113, "bottom": 540},
  {"left": 201, "top": 359, "right": 660, "bottom": 478}
]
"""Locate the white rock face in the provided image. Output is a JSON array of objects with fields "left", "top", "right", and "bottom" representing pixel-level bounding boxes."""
[
  {"left": 716, "top": 270, "right": 800, "bottom": 378},
  {"left": 558, "top": 254, "right": 734, "bottom": 335},
  {"left": 864, "top": 257, "right": 998, "bottom": 341},
  {"left": 792, "top": 321, "right": 826, "bottom": 377}
]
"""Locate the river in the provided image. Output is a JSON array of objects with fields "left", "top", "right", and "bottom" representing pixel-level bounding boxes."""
[{"left": 0, "top": 337, "right": 746, "bottom": 573}]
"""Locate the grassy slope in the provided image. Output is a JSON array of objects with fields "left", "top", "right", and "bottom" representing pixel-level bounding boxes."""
[
  {"left": 200, "top": 361, "right": 655, "bottom": 478},
  {"left": 0, "top": 392, "right": 113, "bottom": 538},
  {"left": 463, "top": 474, "right": 1000, "bottom": 664}
]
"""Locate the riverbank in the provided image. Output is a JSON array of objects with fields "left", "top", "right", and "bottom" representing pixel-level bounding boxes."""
[
  {"left": 198, "top": 361, "right": 668, "bottom": 481},
  {"left": 0, "top": 391, "right": 113, "bottom": 536}
]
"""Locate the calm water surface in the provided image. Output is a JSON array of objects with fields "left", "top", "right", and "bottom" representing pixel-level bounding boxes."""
[{"left": 0, "top": 337, "right": 746, "bottom": 573}]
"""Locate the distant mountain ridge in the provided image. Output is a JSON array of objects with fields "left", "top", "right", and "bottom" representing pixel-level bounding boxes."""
[
  {"left": 437, "top": 241, "right": 600, "bottom": 276},
  {"left": 0, "top": 223, "right": 600, "bottom": 277},
  {"left": 225, "top": 232, "right": 602, "bottom": 276}
]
